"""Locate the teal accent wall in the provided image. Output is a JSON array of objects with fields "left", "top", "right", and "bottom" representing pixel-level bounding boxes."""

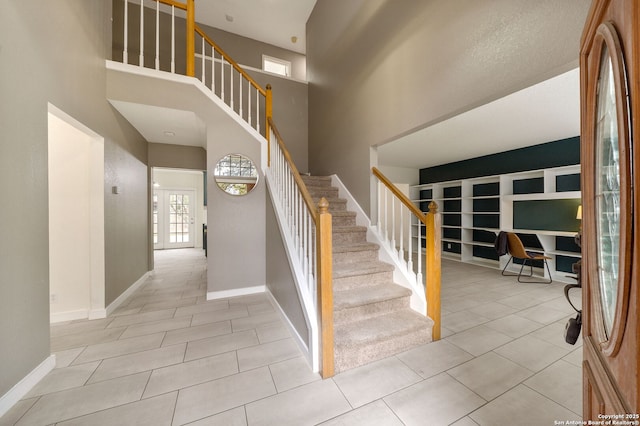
[
  {"left": 513, "top": 199, "right": 582, "bottom": 232},
  {"left": 420, "top": 137, "right": 579, "bottom": 184}
]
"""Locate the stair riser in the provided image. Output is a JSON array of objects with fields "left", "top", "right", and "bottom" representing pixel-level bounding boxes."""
[
  {"left": 301, "top": 177, "right": 332, "bottom": 188},
  {"left": 333, "top": 271, "right": 394, "bottom": 290},
  {"left": 307, "top": 187, "right": 339, "bottom": 199},
  {"left": 333, "top": 249, "right": 379, "bottom": 265},
  {"left": 334, "top": 296, "right": 411, "bottom": 325},
  {"left": 332, "top": 215, "right": 357, "bottom": 227},
  {"left": 334, "top": 328, "right": 431, "bottom": 373},
  {"left": 332, "top": 230, "right": 367, "bottom": 244}
]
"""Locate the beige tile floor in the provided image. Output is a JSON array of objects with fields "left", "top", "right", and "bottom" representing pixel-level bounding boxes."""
[{"left": 1, "top": 249, "right": 583, "bottom": 426}]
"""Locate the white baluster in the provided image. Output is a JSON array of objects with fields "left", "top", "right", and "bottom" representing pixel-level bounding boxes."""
[
  {"left": 170, "top": 6, "right": 175, "bottom": 73},
  {"left": 383, "top": 188, "right": 388, "bottom": 243},
  {"left": 408, "top": 214, "right": 414, "bottom": 273},
  {"left": 239, "top": 78, "right": 244, "bottom": 119},
  {"left": 256, "top": 90, "right": 260, "bottom": 133},
  {"left": 377, "top": 182, "right": 382, "bottom": 231},
  {"left": 230, "top": 69, "right": 234, "bottom": 110},
  {"left": 391, "top": 196, "right": 396, "bottom": 258},
  {"left": 248, "top": 84, "right": 252, "bottom": 126},
  {"left": 211, "top": 49, "right": 216, "bottom": 94},
  {"left": 155, "top": 0, "right": 159, "bottom": 70},
  {"left": 399, "top": 203, "right": 404, "bottom": 264},
  {"left": 139, "top": 0, "right": 144, "bottom": 67},
  {"left": 200, "top": 38, "right": 205, "bottom": 83},
  {"left": 123, "top": 0, "right": 128, "bottom": 63},
  {"left": 417, "top": 222, "right": 423, "bottom": 284},
  {"left": 221, "top": 59, "right": 225, "bottom": 102}
]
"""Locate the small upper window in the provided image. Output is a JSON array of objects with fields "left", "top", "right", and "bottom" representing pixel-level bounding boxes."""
[{"left": 262, "top": 55, "right": 291, "bottom": 77}]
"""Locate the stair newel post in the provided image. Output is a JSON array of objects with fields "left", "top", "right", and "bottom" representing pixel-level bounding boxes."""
[
  {"left": 317, "top": 197, "right": 334, "bottom": 378},
  {"left": 185, "top": 0, "right": 195, "bottom": 77},
  {"left": 425, "top": 201, "right": 442, "bottom": 341},
  {"left": 266, "top": 85, "right": 273, "bottom": 165}
]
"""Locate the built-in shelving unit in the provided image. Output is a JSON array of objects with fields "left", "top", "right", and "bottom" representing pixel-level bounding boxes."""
[{"left": 411, "top": 165, "right": 582, "bottom": 282}]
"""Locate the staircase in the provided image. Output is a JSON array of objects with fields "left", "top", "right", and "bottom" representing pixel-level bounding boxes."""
[{"left": 302, "top": 175, "right": 433, "bottom": 372}]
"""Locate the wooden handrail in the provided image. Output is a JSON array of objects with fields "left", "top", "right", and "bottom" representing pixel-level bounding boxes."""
[
  {"left": 155, "top": 0, "right": 187, "bottom": 10},
  {"left": 268, "top": 117, "right": 318, "bottom": 222},
  {"left": 372, "top": 167, "right": 428, "bottom": 224},
  {"left": 194, "top": 25, "right": 267, "bottom": 96},
  {"left": 372, "top": 166, "right": 441, "bottom": 341}
]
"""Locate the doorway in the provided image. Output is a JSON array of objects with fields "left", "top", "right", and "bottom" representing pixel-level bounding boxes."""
[
  {"left": 154, "top": 189, "right": 196, "bottom": 249},
  {"left": 48, "top": 104, "right": 105, "bottom": 323},
  {"left": 152, "top": 168, "right": 206, "bottom": 252}
]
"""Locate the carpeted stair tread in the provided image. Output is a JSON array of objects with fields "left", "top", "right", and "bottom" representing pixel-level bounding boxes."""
[
  {"left": 334, "top": 284, "right": 411, "bottom": 311},
  {"left": 334, "top": 310, "right": 433, "bottom": 347},
  {"left": 333, "top": 241, "right": 380, "bottom": 253},
  {"left": 333, "top": 225, "right": 367, "bottom": 234},
  {"left": 333, "top": 260, "right": 394, "bottom": 278},
  {"left": 301, "top": 176, "right": 332, "bottom": 187}
]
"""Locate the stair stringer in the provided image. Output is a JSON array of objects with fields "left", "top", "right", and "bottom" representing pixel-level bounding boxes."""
[
  {"left": 329, "top": 175, "right": 427, "bottom": 315},
  {"left": 264, "top": 171, "right": 320, "bottom": 373}
]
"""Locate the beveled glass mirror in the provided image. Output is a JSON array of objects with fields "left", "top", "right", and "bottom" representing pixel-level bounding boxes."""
[
  {"left": 594, "top": 44, "right": 620, "bottom": 337},
  {"left": 213, "top": 154, "right": 258, "bottom": 195},
  {"left": 588, "top": 22, "right": 632, "bottom": 354}
]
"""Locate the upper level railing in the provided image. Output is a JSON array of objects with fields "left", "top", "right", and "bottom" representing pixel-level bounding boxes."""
[
  {"left": 119, "top": 0, "right": 270, "bottom": 137},
  {"left": 372, "top": 167, "right": 441, "bottom": 340},
  {"left": 267, "top": 118, "right": 334, "bottom": 378}
]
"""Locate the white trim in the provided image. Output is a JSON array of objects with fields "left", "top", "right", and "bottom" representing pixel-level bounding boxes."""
[
  {"left": 105, "top": 272, "right": 151, "bottom": 317},
  {"left": 206, "top": 285, "right": 266, "bottom": 301},
  {"left": 50, "top": 309, "right": 89, "bottom": 324},
  {"left": 265, "top": 289, "right": 315, "bottom": 372},
  {"left": 0, "top": 355, "right": 56, "bottom": 418}
]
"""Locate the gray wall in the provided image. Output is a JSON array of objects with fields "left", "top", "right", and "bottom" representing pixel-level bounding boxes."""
[
  {"left": 249, "top": 71, "right": 309, "bottom": 173},
  {"left": 306, "top": 0, "right": 591, "bottom": 215},
  {"left": 207, "top": 132, "right": 266, "bottom": 295},
  {"left": 0, "top": 0, "right": 149, "bottom": 396},
  {"left": 148, "top": 143, "right": 206, "bottom": 170},
  {"left": 265, "top": 190, "right": 309, "bottom": 343}
]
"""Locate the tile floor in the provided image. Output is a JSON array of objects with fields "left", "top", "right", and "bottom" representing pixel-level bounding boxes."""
[{"left": 1, "top": 249, "right": 583, "bottom": 425}]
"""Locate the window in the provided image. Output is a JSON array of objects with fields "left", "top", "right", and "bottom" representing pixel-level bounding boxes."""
[{"left": 262, "top": 55, "right": 291, "bottom": 77}]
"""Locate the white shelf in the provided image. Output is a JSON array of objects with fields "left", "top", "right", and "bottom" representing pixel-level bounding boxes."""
[
  {"left": 411, "top": 164, "right": 582, "bottom": 283},
  {"left": 504, "top": 191, "right": 580, "bottom": 201}
]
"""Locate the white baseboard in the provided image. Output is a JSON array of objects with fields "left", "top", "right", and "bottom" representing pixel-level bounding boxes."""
[
  {"left": 265, "top": 289, "right": 314, "bottom": 372},
  {"left": 105, "top": 272, "right": 151, "bottom": 316},
  {"left": 0, "top": 355, "right": 55, "bottom": 418},
  {"left": 88, "top": 308, "right": 107, "bottom": 320},
  {"left": 50, "top": 309, "right": 89, "bottom": 324},
  {"left": 206, "top": 285, "right": 266, "bottom": 301}
]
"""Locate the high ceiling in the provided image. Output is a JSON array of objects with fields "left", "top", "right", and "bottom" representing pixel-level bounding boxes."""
[
  {"left": 378, "top": 68, "right": 581, "bottom": 169},
  {"left": 193, "top": 0, "right": 317, "bottom": 54}
]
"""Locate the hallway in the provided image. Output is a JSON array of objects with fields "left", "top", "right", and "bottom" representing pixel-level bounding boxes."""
[{"left": 1, "top": 249, "right": 582, "bottom": 425}]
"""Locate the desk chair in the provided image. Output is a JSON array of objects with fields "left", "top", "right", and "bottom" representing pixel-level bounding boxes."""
[{"left": 501, "top": 232, "right": 552, "bottom": 283}]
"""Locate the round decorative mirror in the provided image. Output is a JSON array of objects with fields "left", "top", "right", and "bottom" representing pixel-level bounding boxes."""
[{"left": 213, "top": 154, "right": 259, "bottom": 196}]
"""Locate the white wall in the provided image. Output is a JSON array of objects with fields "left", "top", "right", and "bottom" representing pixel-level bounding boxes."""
[
  {"left": 48, "top": 110, "right": 105, "bottom": 323},
  {"left": 153, "top": 168, "right": 206, "bottom": 248}
]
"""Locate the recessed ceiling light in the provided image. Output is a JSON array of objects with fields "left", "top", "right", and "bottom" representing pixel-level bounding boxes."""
[
  {"left": 163, "top": 131, "right": 175, "bottom": 137},
  {"left": 225, "top": 14, "right": 234, "bottom": 22}
]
